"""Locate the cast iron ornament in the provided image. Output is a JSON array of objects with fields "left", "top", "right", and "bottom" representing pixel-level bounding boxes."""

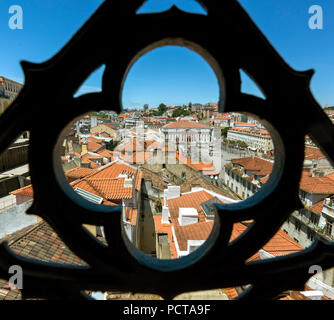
[{"left": 0, "top": 0, "right": 334, "bottom": 300}]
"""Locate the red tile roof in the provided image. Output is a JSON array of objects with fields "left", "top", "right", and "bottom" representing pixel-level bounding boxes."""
[
  {"left": 163, "top": 120, "right": 209, "bottom": 129},
  {"left": 87, "top": 141, "right": 104, "bottom": 153},
  {"left": 177, "top": 152, "right": 219, "bottom": 175},
  {"left": 223, "top": 288, "right": 239, "bottom": 300},
  {"left": 10, "top": 184, "right": 34, "bottom": 197},
  {"left": 304, "top": 146, "right": 325, "bottom": 160},
  {"left": 174, "top": 221, "right": 214, "bottom": 251},
  {"left": 231, "top": 157, "right": 273, "bottom": 176},
  {"left": 300, "top": 171, "right": 334, "bottom": 194},
  {"left": 100, "top": 132, "right": 111, "bottom": 138},
  {"left": 310, "top": 200, "right": 324, "bottom": 215},
  {"left": 87, "top": 136, "right": 105, "bottom": 144},
  {"left": 229, "top": 223, "right": 303, "bottom": 261},
  {"left": 116, "top": 139, "right": 145, "bottom": 153},
  {"left": 65, "top": 167, "right": 98, "bottom": 179},
  {"left": 77, "top": 178, "right": 133, "bottom": 200},
  {"left": 71, "top": 161, "right": 142, "bottom": 200},
  {"left": 88, "top": 160, "right": 101, "bottom": 169},
  {"left": 120, "top": 151, "right": 154, "bottom": 164},
  {"left": 97, "top": 149, "right": 116, "bottom": 160},
  {"left": 81, "top": 153, "right": 103, "bottom": 161},
  {"left": 167, "top": 190, "right": 217, "bottom": 226}
]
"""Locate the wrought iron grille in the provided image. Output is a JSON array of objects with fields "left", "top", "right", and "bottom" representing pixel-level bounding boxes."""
[{"left": 0, "top": 0, "right": 334, "bottom": 300}]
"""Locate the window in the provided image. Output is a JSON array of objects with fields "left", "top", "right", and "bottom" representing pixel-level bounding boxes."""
[
  {"left": 307, "top": 229, "right": 314, "bottom": 241},
  {"left": 309, "top": 213, "right": 318, "bottom": 225},
  {"left": 325, "top": 222, "right": 333, "bottom": 237},
  {"left": 295, "top": 220, "right": 301, "bottom": 232}
]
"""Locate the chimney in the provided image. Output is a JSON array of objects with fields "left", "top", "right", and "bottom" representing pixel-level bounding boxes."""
[
  {"left": 81, "top": 143, "right": 88, "bottom": 155},
  {"left": 91, "top": 116, "right": 98, "bottom": 128},
  {"left": 178, "top": 208, "right": 199, "bottom": 226},
  {"left": 162, "top": 206, "right": 170, "bottom": 224},
  {"left": 166, "top": 185, "right": 180, "bottom": 199}
]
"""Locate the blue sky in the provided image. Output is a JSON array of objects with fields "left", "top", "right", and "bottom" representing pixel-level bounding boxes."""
[{"left": 0, "top": 0, "right": 333, "bottom": 109}]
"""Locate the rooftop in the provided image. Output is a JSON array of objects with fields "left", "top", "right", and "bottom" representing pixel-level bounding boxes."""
[
  {"left": 300, "top": 171, "right": 334, "bottom": 194},
  {"left": 163, "top": 120, "right": 209, "bottom": 129}
]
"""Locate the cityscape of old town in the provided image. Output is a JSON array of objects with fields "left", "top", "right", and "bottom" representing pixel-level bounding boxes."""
[
  {"left": 1, "top": 73, "right": 334, "bottom": 300},
  {"left": 0, "top": 0, "right": 334, "bottom": 302}
]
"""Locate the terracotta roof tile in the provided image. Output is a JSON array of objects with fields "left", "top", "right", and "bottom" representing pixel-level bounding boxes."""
[
  {"left": 174, "top": 221, "right": 214, "bottom": 251},
  {"left": 88, "top": 178, "right": 133, "bottom": 200},
  {"left": 300, "top": 171, "right": 334, "bottom": 194},
  {"left": 177, "top": 152, "right": 219, "bottom": 175},
  {"left": 163, "top": 120, "right": 209, "bottom": 129},
  {"left": 304, "top": 146, "right": 325, "bottom": 160},
  {"left": 1, "top": 221, "right": 86, "bottom": 267},
  {"left": 70, "top": 160, "right": 142, "bottom": 200},
  {"left": 231, "top": 157, "right": 273, "bottom": 176},
  {"left": 10, "top": 184, "right": 34, "bottom": 197},
  {"left": 97, "top": 149, "right": 116, "bottom": 160},
  {"left": 223, "top": 288, "right": 239, "bottom": 300},
  {"left": 86, "top": 136, "right": 105, "bottom": 144},
  {"left": 65, "top": 167, "right": 98, "bottom": 179},
  {"left": 120, "top": 151, "right": 154, "bottom": 164},
  {"left": 180, "top": 175, "right": 236, "bottom": 199},
  {"left": 310, "top": 200, "right": 324, "bottom": 215},
  {"left": 167, "top": 190, "right": 217, "bottom": 225},
  {"left": 229, "top": 223, "right": 303, "bottom": 261}
]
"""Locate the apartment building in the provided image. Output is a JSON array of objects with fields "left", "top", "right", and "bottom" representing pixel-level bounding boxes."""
[
  {"left": 223, "top": 156, "right": 274, "bottom": 199},
  {"left": 0, "top": 76, "right": 23, "bottom": 115},
  {"left": 227, "top": 127, "right": 274, "bottom": 153}
]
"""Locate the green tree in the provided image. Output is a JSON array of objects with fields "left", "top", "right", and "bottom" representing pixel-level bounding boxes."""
[
  {"left": 221, "top": 127, "right": 231, "bottom": 138},
  {"left": 172, "top": 106, "right": 191, "bottom": 118},
  {"left": 158, "top": 103, "right": 167, "bottom": 115},
  {"left": 238, "top": 141, "right": 248, "bottom": 149}
]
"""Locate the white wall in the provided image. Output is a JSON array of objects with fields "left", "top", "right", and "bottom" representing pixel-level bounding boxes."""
[{"left": 0, "top": 200, "right": 36, "bottom": 239}]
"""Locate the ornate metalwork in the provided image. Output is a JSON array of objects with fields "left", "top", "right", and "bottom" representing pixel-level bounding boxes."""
[{"left": 0, "top": 0, "right": 334, "bottom": 300}]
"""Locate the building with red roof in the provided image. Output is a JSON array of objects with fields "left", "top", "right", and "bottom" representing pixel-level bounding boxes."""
[
  {"left": 10, "top": 160, "right": 143, "bottom": 245},
  {"left": 154, "top": 184, "right": 302, "bottom": 261},
  {"left": 227, "top": 127, "right": 273, "bottom": 153},
  {"left": 224, "top": 156, "right": 274, "bottom": 200}
]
